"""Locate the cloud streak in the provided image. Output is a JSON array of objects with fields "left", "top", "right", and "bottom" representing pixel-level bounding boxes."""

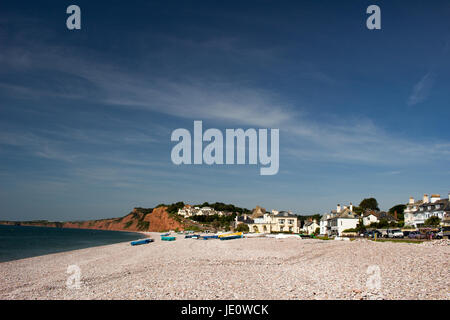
[
  {"left": 1, "top": 27, "right": 450, "bottom": 170},
  {"left": 407, "top": 72, "right": 435, "bottom": 106}
]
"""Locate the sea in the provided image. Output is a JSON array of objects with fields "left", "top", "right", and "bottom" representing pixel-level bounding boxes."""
[{"left": 0, "top": 225, "right": 147, "bottom": 263}]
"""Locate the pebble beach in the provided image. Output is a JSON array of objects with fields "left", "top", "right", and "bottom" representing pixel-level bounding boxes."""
[{"left": 0, "top": 234, "right": 449, "bottom": 300}]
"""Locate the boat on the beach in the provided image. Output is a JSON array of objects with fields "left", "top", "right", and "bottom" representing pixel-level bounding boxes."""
[
  {"left": 244, "top": 233, "right": 266, "bottom": 238},
  {"left": 130, "top": 238, "right": 154, "bottom": 246},
  {"left": 274, "top": 234, "right": 300, "bottom": 239},
  {"left": 218, "top": 232, "right": 243, "bottom": 240},
  {"left": 160, "top": 232, "right": 170, "bottom": 236},
  {"left": 200, "top": 234, "right": 218, "bottom": 240},
  {"left": 161, "top": 236, "right": 176, "bottom": 241}
]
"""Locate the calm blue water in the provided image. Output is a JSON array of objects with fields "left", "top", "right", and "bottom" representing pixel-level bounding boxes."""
[{"left": 0, "top": 225, "right": 146, "bottom": 262}]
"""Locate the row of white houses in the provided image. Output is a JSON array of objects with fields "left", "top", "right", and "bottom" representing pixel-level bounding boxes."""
[
  {"left": 178, "top": 205, "right": 233, "bottom": 218},
  {"left": 180, "top": 192, "right": 450, "bottom": 235},
  {"left": 404, "top": 193, "right": 450, "bottom": 227}
]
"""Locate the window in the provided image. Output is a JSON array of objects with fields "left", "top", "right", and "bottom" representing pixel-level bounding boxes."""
[
  {"left": 288, "top": 219, "right": 294, "bottom": 224},
  {"left": 279, "top": 219, "right": 285, "bottom": 224}
]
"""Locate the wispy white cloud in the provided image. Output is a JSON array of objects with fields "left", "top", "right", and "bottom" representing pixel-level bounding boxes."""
[
  {"left": 1, "top": 30, "right": 450, "bottom": 169},
  {"left": 407, "top": 72, "right": 435, "bottom": 106}
]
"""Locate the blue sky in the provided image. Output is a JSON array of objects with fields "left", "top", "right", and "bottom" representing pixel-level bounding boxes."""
[{"left": 0, "top": 0, "right": 449, "bottom": 220}]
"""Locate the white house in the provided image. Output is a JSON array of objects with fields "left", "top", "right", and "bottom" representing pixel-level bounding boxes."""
[
  {"left": 404, "top": 193, "right": 450, "bottom": 227},
  {"left": 236, "top": 209, "right": 300, "bottom": 233},
  {"left": 178, "top": 205, "right": 219, "bottom": 218},
  {"left": 324, "top": 204, "right": 360, "bottom": 237},
  {"left": 319, "top": 214, "right": 329, "bottom": 235},
  {"left": 362, "top": 210, "right": 397, "bottom": 226},
  {"left": 303, "top": 219, "right": 320, "bottom": 235}
]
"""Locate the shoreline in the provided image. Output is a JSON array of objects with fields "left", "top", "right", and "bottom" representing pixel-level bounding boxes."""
[
  {"left": 1, "top": 236, "right": 448, "bottom": 300},
  {"left": 0, "top": 225, "right": 149, "bottom": 263},
  {"left": 0, "top": 221, "right": 152, "bottom": 234}
]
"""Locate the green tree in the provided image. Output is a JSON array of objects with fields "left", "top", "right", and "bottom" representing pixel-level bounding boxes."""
[
  {"left": 167, "top": 201, "right": 185, "bottom": 214},
  {"left": 388, "top": 204, "right": 406, "bottom": 221},
  {"left": 353, "top": 206, "right": 364, "bottom": 215},
  {"left": 356, "top": 218, "right": 366, "bottom": 232},
  {"left": 424, "top": 216, "right": 441, "bottom": 226},
  {"left": 359, "top": 198, "right": 379, "bottom": 211},
  {"left": 235, "top": 223, "right": 249, "bottom": 232}
]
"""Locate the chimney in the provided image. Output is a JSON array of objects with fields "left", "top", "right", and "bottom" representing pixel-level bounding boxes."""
[
  {"left": 430, "top": 194, "right": 441, "bottom": 203},
  {"left": 423, "top": 194, "right": 429, "bottom": 203},
  {"left": 409, "top": 197, "right": 414, "bottom": 204},
  {"left": 337, "top": 204, "right": 341, "bottom": 213},
  {"left": 350, "top": 202, "right": 353, "bottom": 212}
]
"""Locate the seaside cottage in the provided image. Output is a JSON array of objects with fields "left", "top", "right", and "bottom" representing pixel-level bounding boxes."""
[
  {"left": 321, "top": 204, "right": 359, "bottom": 237},
  {"left": 362, "top": 210, "right": 397, "bottom": 226},
  {"left": 178, "top": 205, "right": 221, "bottom": 218},
  {"left": 303, "top": 219, "right": 320, "bottom": 235},
  {"left": 235, "top": 207, "right": 300, "bottom": 233},
  {"left": 404, "top": 193, "right": 450, "bottom": 227},
  {"left": 319, "top": 214, "right": 329, "bottom": 235}
]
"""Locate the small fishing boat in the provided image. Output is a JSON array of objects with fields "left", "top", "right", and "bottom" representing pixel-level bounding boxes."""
[
  {"left": 218, "top": 232, "right": 243, "bottom": 240},
  {"left": 200, "top": 234, "right": 218, "bottom": 240},
  {"left": 160, "top": 232, "right": 170, "bottom": 236},
  {"left": 161, "top": 236, "right": 176, "bottom": 241},
  {"left": 130, "top": 238, "right": 154, "bottom": 246},
  {"left": 244, "top": 233, "right": 266, "bottom": 238},
  {"left": 274, "top": 234, "right": 299, "bottom": 239}
]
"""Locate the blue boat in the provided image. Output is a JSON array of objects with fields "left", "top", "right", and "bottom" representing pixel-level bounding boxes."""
[
  {"left": 201, "top": 235, "right": 218, "bottom": 240},
  {"left": 185, "top": 234, "right": 195, "bottom": 239},
  {"left": 130, "top": 238, "right": 154, "bottom": 246},
  {"left": 161, "top": 236, "right": 176, "bottom": 241},
  {"left": 160, "top": 233, "right": 170, "bottom": 236}
]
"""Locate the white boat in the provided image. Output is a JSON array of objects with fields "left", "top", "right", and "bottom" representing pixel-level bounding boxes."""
[
  {"left": 274, "top": 234, "right": 299, "bottom": 239},
  {"left": 244, "top": 233, "right": 265, "bottom": 238}
]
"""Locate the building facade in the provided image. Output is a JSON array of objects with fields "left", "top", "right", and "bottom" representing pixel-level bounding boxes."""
[
  {"left": 362, "top": 210, "right": 397, "bottom": 226},
  {"left": 404, "top": 193, "right": 450, "bottom": 227},
  {"left": 178, "top": 205, "right": 233, "bottom": 218},
  {"left": 303, "top": 220, "right": 320, "bottom": 235},
  {"left": 320, "top": 203, "right": 360, "bottom": 237},
  {"left": 236, "top": 211, "right": 300, "bottom": 233}
]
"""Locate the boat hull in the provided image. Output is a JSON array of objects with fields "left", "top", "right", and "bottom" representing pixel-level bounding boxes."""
[
  {"left": 218, "top": 232, "right": 243, "bottom": 240},
  {"left": 130, "top": 239, "right": 154, "bottom": 246},
  {"left": 161, "top": 236, "right": 176, "bottom": 241},
  {"left": 200, "top": 235, "right": 219, "bottom": 240}
]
